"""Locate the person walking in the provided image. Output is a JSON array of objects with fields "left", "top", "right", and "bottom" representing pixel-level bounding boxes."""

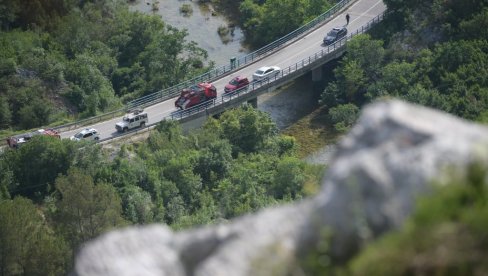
[{"left": 346, "top": 13, "right": 350, "bottom": 25}]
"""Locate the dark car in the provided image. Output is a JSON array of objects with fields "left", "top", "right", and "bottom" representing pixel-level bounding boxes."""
[
  {"left": 323, "top": 27, "right": 348, "bottom": 45},
  {"left": 224, "top": 76, "right": 250, "bottom": 93}
]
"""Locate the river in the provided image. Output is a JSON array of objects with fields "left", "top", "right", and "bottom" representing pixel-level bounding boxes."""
[{"left": 130, "top": 0, "right": 247, "bottom": 65}]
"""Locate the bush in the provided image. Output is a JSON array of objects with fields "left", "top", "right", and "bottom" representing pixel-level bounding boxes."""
[
  {"left": 180, "top": 4, "right": 193, "bottom": 16},
  {"left": 328, "top": 103, "right": 359, "bottom": 132}
]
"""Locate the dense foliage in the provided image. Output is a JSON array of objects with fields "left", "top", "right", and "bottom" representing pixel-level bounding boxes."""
[
  {"left": 320, "top": 0, "right": 488, "bottom": 131},
  {"left": 227, "top": 0, "right": 334, "bottom": 47},
  {"left": 0, "top": 107, "right": 323, "bottom": 274},
  {"left": 0, "top": 0, "right": 211, "bottom": 131}
]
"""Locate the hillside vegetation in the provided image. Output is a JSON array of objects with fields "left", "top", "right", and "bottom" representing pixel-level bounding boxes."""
[
  {"left": 296, "top": 0, "right": 488, "bottom": 273},
  {"left": 1, "top": 0, "right": 487, "bottom": 275},
  {"left": 0, "top": 106, "right": 324, "bottom": 274},
  {"left": 320, "top": 0, "right": 488, "bottom": 132},
  {"left": 210, "top": 0, "right": 334, "bottom": 47},
  {"left": 0, "top": 0, "right": 211, "bottom": 132}
]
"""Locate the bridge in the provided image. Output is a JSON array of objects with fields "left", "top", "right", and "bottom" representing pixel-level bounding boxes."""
[{"left": 55, "top": 0, "right": 386, "bottom": 142}]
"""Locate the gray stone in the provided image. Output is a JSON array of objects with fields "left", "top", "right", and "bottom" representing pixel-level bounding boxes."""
[
  {"left": 74, "top": 225, "right": 184, "bottom": 276},
  {"left": 74, "top": 100, "right": 488, "bottom": 276}
]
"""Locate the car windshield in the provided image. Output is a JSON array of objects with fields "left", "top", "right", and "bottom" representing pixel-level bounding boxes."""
[
  {"left": 229, "top": 79, "right": 239, "bottom": 85},
  {"left": 123, "top": 117, "right": 130, "bottom": 122},
  {"left": 176, "top": 97, "right": 187, "bottom": 105},
  {"left": 255, "top": 70, "right": 265, "bottom": 75},
  {"left": 74, "top": 132, "right": 84, "bottom": 139},
  {"left": 328, "top": 30, "right": 339, "bottom": 37}
]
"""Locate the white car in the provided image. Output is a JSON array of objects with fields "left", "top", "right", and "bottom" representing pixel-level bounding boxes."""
[
  {"left": 70, "top": 128, "right": 100, "bottom": 141},
  {"left": 252, "top": 66, "right": 281, "bottom": 81},
  {"left": 115, "top": 109, "right": 148, "bottom": 132}
]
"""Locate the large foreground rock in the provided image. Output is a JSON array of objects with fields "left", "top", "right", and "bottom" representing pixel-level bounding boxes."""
[{"left": 74, "top": 100, "right": 488, "bottom": 276}]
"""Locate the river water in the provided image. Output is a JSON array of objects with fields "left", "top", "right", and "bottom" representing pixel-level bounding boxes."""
[
  {"left": 130, "top": 0, "right": 332, "bottom": 163},
  {"left": 130, "top": 0, "right": 247, "bottom": 65}
]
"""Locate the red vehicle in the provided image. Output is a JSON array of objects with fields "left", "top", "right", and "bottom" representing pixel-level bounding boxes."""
[
  {"left": 224, "top": 76, "right": 249, "bottom": 93},
  {"left": 6, "top": 129, "right": 61, "bottom": 148},
  {"left": 175, "top": 82, "right": 217, "bottom": 110}
]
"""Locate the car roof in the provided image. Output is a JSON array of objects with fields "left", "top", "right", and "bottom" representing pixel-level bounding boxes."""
[
  {"left": 79, "top": 128, "right": 97, "bottom": 134},
  {"left": 332, "top": 27, "right": 346, "bottom": 31},
  {"left": 126, "top": 112, "right": 147, "bottom": 119},
  {"left": 256, "top": 66, "right": 271, "bottom": 72}
]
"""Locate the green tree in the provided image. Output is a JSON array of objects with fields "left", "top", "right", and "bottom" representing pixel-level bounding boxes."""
[
  {"left": 345, "top": 35, "right": 385, "bottom": 80},
  {"left": 458, "top": 8, "right": 488, "bottom": 40},
  {"left": 336, "top": 60, "right": 367, "bottom": 102},
  {"left": 218, "top": 105, "right": 278, "bottom": 154},
  {"left": 171, "top": 191, "right": 219, "bottom": 230},
  {"left": 0, "top": 96, "right": 11, "bottom": 128},
  {"left": 215, "top": 154, "right": 276, "bottom": 217},
  {"left": 65, "top": 53, "right": 120, "bottom": 116},
  {"left": 54, "top": 168, "right": 125, "bottom": 252},
  {"left": 328, "top": 103, "right": 359, "bottom": 132},
  {"left": 121, "top": 185, "right": 155, "bottom": 224},
  {"left": 7, "top": 136, "right": 76, "bottom": 199},
  {"left": 18, "top": 97, "right": 52, "bottom": 129},
  {"left": 0, "top": 197, "right": 68, "bottom": 276},
  {"left": 272, "top": 157, "right": 306, "bottom": 199},
  {"left": 194, "top": 140, "right": 233, "bottom": 186},
  {"left": 240, "top": 0, "right": 333, "bottom": 47},
  {"left": 163, "top": 153, "right": 203, "bottom": 208}
]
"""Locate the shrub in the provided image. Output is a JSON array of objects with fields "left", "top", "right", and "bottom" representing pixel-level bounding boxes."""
[{"left": 180, "top": 4, "right": 193, "bottom": 16}]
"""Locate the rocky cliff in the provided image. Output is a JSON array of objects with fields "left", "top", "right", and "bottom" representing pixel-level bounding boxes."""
[{"left": 74, "top": 100, "right": 488, "bottom": 276}]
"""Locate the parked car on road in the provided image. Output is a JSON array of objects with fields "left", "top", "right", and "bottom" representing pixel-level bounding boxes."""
[
  {"left": 7, "top": 129, "right": 60, "bottom": 148},
  {"left": 252, "top": 66, "right": 281, "bottom": 82},
  {"left": 70, "top": 128, "right": 100, "bottom": 141},
  {"left": 323, "top": 27, "right": 347, "bottom": 45},
  {"left": 224, "top": 76, "right": 250, "bottom": 93},
  {"left": 115, "top": 109, "right": 148, "bottom": 132}
]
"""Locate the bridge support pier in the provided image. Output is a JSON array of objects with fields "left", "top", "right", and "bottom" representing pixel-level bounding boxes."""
[
  {"left": 312, "top": 66, "right": 323, "bottom": 82},
  {"left": 247, "top": 98, "right": 258, "bottom": 108}
]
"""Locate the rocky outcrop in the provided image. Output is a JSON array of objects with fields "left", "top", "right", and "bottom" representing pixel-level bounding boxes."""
[{"left": 74, "top": 100, "right": 488, "bottom": 276}]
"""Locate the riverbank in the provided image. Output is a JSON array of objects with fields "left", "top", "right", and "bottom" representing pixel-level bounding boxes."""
[{"left": 282, "top": 106, "right": 339, "bottom": 160}]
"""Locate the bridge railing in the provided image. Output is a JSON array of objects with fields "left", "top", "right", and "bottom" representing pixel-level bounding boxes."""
[
  {"left": 125, "top": 0, "right": 356, "bottom": 110},
  {"left": 41, "top": 0, "right": 355, "bottom": 134},
  {"left": 168, "top": 12, "right": 385, "bottom": 121},
  {"left": 97, "top": 11, "right": 385, "bottom": 144}
]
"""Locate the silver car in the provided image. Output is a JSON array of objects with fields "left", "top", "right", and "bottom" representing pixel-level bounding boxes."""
[
  {"left": 70, "top": 128, "right": 100, "bottom": 141},
  {"left": 252, "top": 66, "right": 281, "bottom": 81}
]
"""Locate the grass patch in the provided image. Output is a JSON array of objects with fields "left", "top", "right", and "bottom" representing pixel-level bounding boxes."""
[{"left": 282, "top": 106, "right": 339, "bottom": 159}]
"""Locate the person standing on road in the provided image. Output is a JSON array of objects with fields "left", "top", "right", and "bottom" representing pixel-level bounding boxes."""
[{"left": 346, "top": 13, "right": 350, "bottom": 25}]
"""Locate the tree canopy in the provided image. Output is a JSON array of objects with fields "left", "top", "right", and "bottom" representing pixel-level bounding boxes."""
[
  {"left": 0, "top": 0, "right": 211, "bottom": 132},
  {"left": 0, "top": 106, "right": 324, "bottom": 274},
  {"left": 320, "top": 0, "right": 488, "bottom": 129}
]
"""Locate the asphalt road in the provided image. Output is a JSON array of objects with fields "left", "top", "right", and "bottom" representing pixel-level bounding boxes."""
[{"left": 61, "top": 0, "right": 386, "bottom": 140}]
